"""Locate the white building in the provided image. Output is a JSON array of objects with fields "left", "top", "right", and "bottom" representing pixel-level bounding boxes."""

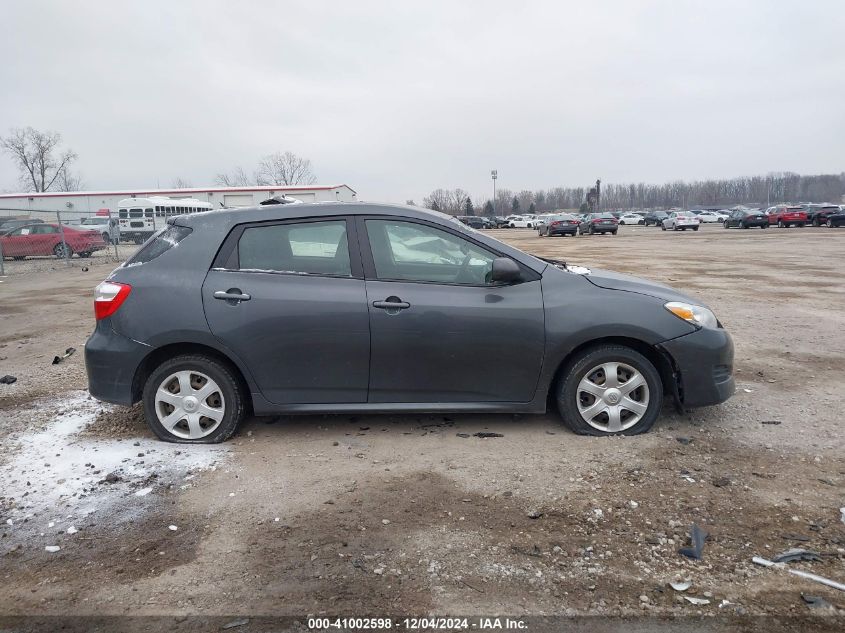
[{"left": 0, "top": 184, "right": 357, "bottom": 219}]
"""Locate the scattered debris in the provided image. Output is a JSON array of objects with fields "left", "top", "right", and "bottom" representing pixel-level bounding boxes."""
[
  {"left": 526, "top": 509, "right": 543, "bottom": 519},
  {"left": 455, "top": 433, "right": 470, "bottom": 438},
  {"left": 676, "top": 437, "right": 693, "bottom": 445},
  {"left": 222, "top": 618, "right": 250, "bottom": 630},
  {"left": 742, "top": 388, "right": 753, "bottom": 393},
  {"left": 678, "top": 524, "right": 708, "bottom": 560},
  {"left": 752, "top": 556, "right": 845, "bottom": 591},
  {"left": 168, "top": 525, "right": 178, "bottom": 531},
  {"left": 801, "top": 594, "right": 836, "bottom": 611},
  {"left": 51, "top": 347, "right": 76, "bottom": 365},
  {"left": 629, "top": 500, "right": 639, "bottom": 509},
  {"left": 66, "top": 526, "right": 78, "bottom": 535},
  {"left": 0, "top": 375, "right": 17, "bottom": 385},
  {"left": 102, "top": 472, "right": 122, "bottom": 484},
  {"left": 473, "top": 432, "right": 503, "bottom": 438},
  {"left": 840, "top": 507, "right": 845, "bottom": 525},
  {"left": 712, "top": 476, "right": 731, "bottom": 488},
  {"left": 381, "top": 519, "right": 390, "bottom": 525},
  {"left": 45, "top": 546, "right": 61, "bottom": 553},
  {"left": 684, "top": 596, "right": 710, "bottom": 606},
  {"left": 780, "top": 533, "right": 811, "bottom": 542},
  {"left": 135, "top": 487, "right": 152, "bottom": 497},
  {"left": 761, "top": 420, "right": 781, "bottom": 425},
  {"left": 772, "top": 548, "right": 821, "bottom": 563},
  {"left": 669, "top": 581, "right": 692, "bottom": 592}
]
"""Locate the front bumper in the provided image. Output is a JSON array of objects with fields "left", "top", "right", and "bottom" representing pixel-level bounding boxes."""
[
  {"left": 85, "top": 321, "right": 150, "bottom": 405},
  {"left": 660, "top": 327, "right": 735, "bottom": 408}
]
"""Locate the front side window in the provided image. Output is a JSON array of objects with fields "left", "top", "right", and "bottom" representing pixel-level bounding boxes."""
[
  {"left": 145, "top": 208, "right": 154, "bottom": 218},
  {"left": 366, "top": 219, "right": 495, "bottom": 285},
  {"left": 237, "top": 220, "right": 350, "bottom": 276}
]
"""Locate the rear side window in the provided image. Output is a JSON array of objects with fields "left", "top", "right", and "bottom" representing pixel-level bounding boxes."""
[
  {"left": 126, "top": 225, "right": 192, "bottom": 265},
  {"left": 236, "top": 220, "right": 351, "bottom": 277}
]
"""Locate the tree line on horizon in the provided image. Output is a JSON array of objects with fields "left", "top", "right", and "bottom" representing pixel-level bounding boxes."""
[{"left": 420, "top": 172, "right": 845, "bottom": 216}]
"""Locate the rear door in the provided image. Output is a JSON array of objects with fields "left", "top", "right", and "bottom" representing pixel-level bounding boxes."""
[
  {"left": 359, "top": 217, "right": 545, "bottom": 403},
  {"left": 202, "top": 216, "right": 370, "bottom": 404}
]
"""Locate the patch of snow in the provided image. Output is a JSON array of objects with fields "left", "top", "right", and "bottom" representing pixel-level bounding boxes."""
[
  {"left": 45, "top": 545, "right": 61, "bottom": 553},
  {"left": 134, "top": 487, "right": 153, "bottom": 497},
  {"left": 2, "top": 391, "right": 228, "bottom": 528}
]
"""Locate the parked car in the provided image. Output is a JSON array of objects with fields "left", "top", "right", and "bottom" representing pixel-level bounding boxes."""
[
  {"left": 81, "top": 216, "right": 121, "bottom": 243},
  {"left": 578, "top": 213, "right": 618, "bottom": 235},
  {"left": 823, "top": 207, "right": 845, "bottom": 228},
  {"left": 723, "top": 209, "right": 768, "bottom": 229},
  {"left": 538, "top": 213, "right": 580, "bottom": 236},
  {"left": 662, "top": 212, "right": 700, "bottom": 231},
  {"left": 0, "top": 223, "right": 107, "bottom": 259},
  {"left": 696, "top": 211, "right": 728, "bottom": 223},
  {"left": 764, "top": 205, "right": 806, "bottom": 228},
  {"left": 492, "top": 216, "right": 510, "bottom": 228},
  {"left": 643, "top": 211, "right": 668, "bottom": 226},
  {"left": 0, "top": 217, "right": 44, "bottom": 233},
  {"left": 803, "top": 204, "right": 841, "bottom": 227},
  {"left": 508, "top": 215, "right": 537, "bottom": 228},
  {"left": 457, "top": 216, "right": 492, "bottom": 229},
  {"left": 618, "top": 213, "right": 645, "bottom": 225},
  {"left": 85, "top": 202, "right": 734, "bottom": 443}
]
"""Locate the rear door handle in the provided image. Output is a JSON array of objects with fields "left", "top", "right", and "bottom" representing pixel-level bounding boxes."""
[
  {"left": 373, "top": 299, "right": 410, "bottom": 310},
  {"left": 214, "top": 289, "right": 251, "bottom": 302}
]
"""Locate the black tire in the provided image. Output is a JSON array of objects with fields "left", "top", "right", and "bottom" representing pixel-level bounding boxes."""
[
  {"left": 723, "top": 221, "right": 729, "bottom": 229},
  {"left": 557, "top": 344, "right": 663, "bottom": 436},
  {"left": 693, "top": 227, "right": 699, "bottom": 231},
  {"left": 142, "top": 354, "right": 246, "bottom": 444},
  {"left": 611, "top": 230, "right": 618, "bottom": 235},
  {"left": 827, "top": 219, "right": 834, "bottom": 228},
  {"left": 53, "top": 242, "right": 73, "bottom": 258},
  {"left": 760, "top": 223, "right": 767, "bottom": 229},
  {"left": 78, "top": 251, "right": 92, "bottom": 258},
  {"left": 741, "top": 222, "right": 749, "bottom": 229},
  {"left": 812, "top": 218, "right": 819, "bottom": 227}
]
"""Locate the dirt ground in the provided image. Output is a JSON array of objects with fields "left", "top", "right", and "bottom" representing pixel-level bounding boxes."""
[{"left": 1, "top": 223, "right": 844, "bottom": 627}]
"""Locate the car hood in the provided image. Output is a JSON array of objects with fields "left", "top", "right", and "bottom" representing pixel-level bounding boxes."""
[{"left": 581, "top": 267, "right": 703, "bottom": 305}]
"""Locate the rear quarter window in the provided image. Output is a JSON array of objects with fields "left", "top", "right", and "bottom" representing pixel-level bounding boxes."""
[{"left": 125, "top": 225, "right": 192, "bottom": 265}]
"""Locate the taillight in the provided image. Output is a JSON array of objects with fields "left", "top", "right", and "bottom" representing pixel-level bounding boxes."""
[
  {"left": 550, "top": 221, "right": 560, "bottom": 226},
  {"left": 94, "top": 281, "right": 132, "bottom": 320}
]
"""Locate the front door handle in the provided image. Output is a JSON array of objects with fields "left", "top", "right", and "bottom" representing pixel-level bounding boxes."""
[
  {"left": 214, "top": 289, "right": 251, "bottom": 303},
  {"left": 373, "top": 298, "right": 410, "bottom": 310}
]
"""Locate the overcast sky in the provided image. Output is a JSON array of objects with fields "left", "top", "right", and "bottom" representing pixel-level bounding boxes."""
[{"left": 1, "top": 0, "right": 843, "bottom": 202}]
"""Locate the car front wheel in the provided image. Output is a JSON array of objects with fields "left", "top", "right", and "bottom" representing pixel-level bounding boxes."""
[
  {"left": 142, "top": 354, "right": 246, "bottom": 443},
  {"left": 558, "top": 345, "right": 662, "bottom": 436}
]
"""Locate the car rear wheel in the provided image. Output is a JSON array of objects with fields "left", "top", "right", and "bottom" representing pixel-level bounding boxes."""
[
  {"left": 142, "top": 354, "right": 245, "bottom": 443},
  {"left": 53, "top": 243, "right": 73, "bottom": 258},
  {"left": 558, "top": 345, "right": 662, "bottom": 436},
  {"left": 827, "top": 219, "right": 834, "bottom": 228},
  {"left": 723, "top": 221, "right": 729, "bottom": 229}
]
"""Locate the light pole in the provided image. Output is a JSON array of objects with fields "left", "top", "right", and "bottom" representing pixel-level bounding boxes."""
[{"left": 491, "top": 169, "right": 497, "bottom": 216}]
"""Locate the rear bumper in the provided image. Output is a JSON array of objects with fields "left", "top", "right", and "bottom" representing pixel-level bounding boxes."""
[
  {"left": 85, "top": 322, "right": 149, "bottom": 405},
  {"left": 660, "top": 327, "right": 735, "bottom": 408},
  {"left": 549, "top": 227, "right": 577, "bottom": 235}
]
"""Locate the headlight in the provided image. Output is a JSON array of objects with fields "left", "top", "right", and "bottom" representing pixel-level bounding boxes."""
[{"left": 664, "top": 301, "right": 718, "bottom": 329}]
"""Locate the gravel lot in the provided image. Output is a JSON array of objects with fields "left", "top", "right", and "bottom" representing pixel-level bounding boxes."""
[{"left": 1, "top": 223, "right": 843, "bottom": 626}]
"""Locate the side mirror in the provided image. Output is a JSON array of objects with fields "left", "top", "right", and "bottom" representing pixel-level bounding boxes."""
[{"left": 491, "top": 257, "right": 521, "bottom": 283}]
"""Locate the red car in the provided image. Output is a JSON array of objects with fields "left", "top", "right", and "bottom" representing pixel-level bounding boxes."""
[
  {"left": 0, "top": 223, "right": 107, "bottom": 259},
  {"left": 766, "top": 205, "right": 807, "bottom": 228}
]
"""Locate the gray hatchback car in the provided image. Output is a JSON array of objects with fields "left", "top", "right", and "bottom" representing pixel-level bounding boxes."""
[{"left": 86, "top": 203, "right": 734, "bottom": 443}]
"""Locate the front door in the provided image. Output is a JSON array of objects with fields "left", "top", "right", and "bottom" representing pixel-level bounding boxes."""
[
  {"left": 359, "top": 217, "right": 545, "bottom": 403},
  {"left": 202, "top": 217, "right": 370, "bottom": 404}
]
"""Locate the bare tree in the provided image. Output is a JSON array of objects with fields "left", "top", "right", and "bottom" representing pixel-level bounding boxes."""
[
  {"left": 0, "top": 127, "right": 78, "bottom": 192},
  {"left": 57, "top": 166, "right": 84, "bottom": 192},
  {"left": 170, "top": 177, "right": 193, "bottom": 189},
  {"left": 255, "top": 151, "right": 316, "bottom": 186},
  {"left": 215, "top": 166, "right": 254, "bottom": 187}
]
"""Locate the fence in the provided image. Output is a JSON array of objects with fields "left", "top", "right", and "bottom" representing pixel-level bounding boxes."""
[{"left": 0, "top": 208, "right": 140, "bottom": 276}]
